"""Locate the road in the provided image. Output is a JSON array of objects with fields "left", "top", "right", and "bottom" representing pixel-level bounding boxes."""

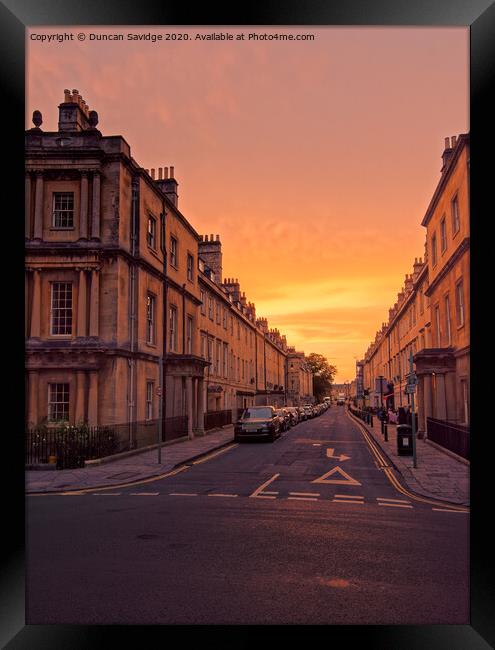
[{"left": 26, "top": 406, "right": 469, "bottom": 625}]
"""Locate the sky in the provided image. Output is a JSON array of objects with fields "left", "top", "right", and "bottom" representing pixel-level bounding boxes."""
[{"left": 26, "top": 26, "right": 469, "bottom": 382}]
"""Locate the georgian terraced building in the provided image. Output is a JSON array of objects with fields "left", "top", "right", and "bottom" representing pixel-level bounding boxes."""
[
  {"left": 359, "top": 133, "right": 469, "bottom": 441},
  {"left": 25, "top": 90, "right": 314, "bottom": 441}
]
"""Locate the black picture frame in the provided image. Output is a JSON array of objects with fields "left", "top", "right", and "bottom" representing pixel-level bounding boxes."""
[{"left": 3, "top": 1, "right": 493, "bottom": 647}]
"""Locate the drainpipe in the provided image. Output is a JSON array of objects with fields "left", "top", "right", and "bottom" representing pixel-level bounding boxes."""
[
  {"left": 182, "top": 284, "right": 186, "bottom": 353},
  {"left": 158, "top": 209, "right": 167, "bottom": 463},
  {"left": 128, "top": 177, "right": 139, "bottom": 447}
]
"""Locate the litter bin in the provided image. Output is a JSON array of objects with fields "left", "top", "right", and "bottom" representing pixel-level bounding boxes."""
[{"left": 396, "top": 424, "right": 413, "bottom": 456}]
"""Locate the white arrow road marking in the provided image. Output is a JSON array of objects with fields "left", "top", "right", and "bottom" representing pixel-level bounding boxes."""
[
  {"left": 326, "top": 448, "right": 351, "bottom": 461},
  {"left": 312, "top": 466, "right": 362, "bottom": 486}
]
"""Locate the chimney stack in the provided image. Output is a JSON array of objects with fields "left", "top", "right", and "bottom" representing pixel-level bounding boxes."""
[
  {"left": 441, "top": 136, "right": 454, "bottom": 173},
  {"left": 154, "top": 165, "right": 179, "bottom": 207},
  {"left": 199, "top": 235, "right": 223, "bottom": 284},
  {"left": 58, "top": 88, "right": 93, "bottom": 132}
]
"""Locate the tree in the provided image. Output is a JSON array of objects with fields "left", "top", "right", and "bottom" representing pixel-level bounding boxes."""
[{"left": 306, "top": 353, "right": 337, "bottom": 402}]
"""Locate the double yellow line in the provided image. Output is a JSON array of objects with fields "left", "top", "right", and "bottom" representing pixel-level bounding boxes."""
[{"left": 347, "top": 410, "right": 469, "bottom": 513}]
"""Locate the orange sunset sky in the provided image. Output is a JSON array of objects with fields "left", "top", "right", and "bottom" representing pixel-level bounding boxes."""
[{"left": 26, "top": 26, "right": 469, "bottom": 383}]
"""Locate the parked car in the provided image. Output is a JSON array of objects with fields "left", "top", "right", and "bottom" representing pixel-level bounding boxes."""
[
  {"left": 285, "top": 407, "right": 299, "bottom": 426},
  {"left": 275, "top": 408, "right": 291, "bottom": 431},
  {"left": 234, "top": 406, "right": 281, "bottom": 442},
  {"left": 303, "top": 404, "right": 314, "bottom": 419},
  {"left": 297, "top": 406, "right": 306, "bottom": 421}
]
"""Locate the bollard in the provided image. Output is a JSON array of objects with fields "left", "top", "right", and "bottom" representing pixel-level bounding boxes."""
[
  {"left": 381, "top": 420, "right": 384, "bottom": 436},
  {"left": 370, "top": 415, "right": 373, "bottom": 427},
  {"left": 384, "top": 424, "right": 388, "bottom": 442}
]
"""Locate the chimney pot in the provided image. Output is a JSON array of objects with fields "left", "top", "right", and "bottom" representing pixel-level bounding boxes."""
[
  {"left": 216, "top": 235, "right": 220, "bottom": 241},
  {"left": 451, "top": 135, "right": 457, "bottom": 148},
  {"left": 164, "top": 167, "right": 169, "bottom": 179},
  {"left": 158, "top": 168, "right": 163, "bottom": 180},
  {"left": 150, "top": 168, "right": 155, "bottom": 179},
  {"left": 170, "top": 166, "right": 174, "bottom": 179},
  {"left": 444, "top": 137, "right": 450, "bottom": 149}
]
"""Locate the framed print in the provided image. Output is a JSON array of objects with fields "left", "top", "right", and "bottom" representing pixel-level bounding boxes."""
[{"left": 2, "top": 0, "right": 493, "bottom": 647}]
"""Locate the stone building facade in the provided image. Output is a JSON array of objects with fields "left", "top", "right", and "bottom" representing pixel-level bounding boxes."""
[
  {"left": 25, "top": 91, "right": 314, "bottom": 438},
  {"left": 359, "top": 134, "right": 470, "bottom": 437}
]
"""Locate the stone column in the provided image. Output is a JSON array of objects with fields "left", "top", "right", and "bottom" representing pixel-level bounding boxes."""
[
  {"left": 423, "top": 374, "right": 432, "bottom": 437},
  {"left": 416, "top": 376, "right": 425, "bottom": 439},
  {"left": 186, "top": 376, "right": 194, "bottom": 439},
  {"left": 89, "top": 269, "right": 99, "bottom": 337},
  {"left": 25, "top": 173, "right": 32, "bottom": 239},
  {"left": 79, "top": 171, "right": 89, "bottom": 239},
  {"left": 27, "top": 370, "right": 39, "bottom": 427},
  {"left": 91, "top": 171, "right": 101, "bottom": 239},
  {"left": 87, "top": 371, "right": 99, "bottom": 426},
  {"left": 75, "top": 371, "right": 86, "bottom": 424},
  {"left": 445, "top": 372, "right": 457, "bottom": 423},
  {"left": 77, "top": 269, "right": 87, "bottom": 337},
  {"left": 192, "top": 378, "right": 198, "bottom": 430},
  {"left": 30, "top": 269, "right": 41, "bottom": 338},
  {"left": 196, "top": 377, "right": 205, "bottom": 436},
  {"left": 435, "top": 373, "right": 447, "bottom": 421},
  {"left": 33, "top": 171, "right": 44, "bottom": 240}
]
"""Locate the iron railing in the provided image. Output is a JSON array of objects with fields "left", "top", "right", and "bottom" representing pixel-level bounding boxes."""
[
  {"left": 26, "top": 416, "right": 189, "bottom": 469},
  {"left": 204, "top": 409, "right": 232, "bottom": 431},
  {"left": 427, "top": 417, "right": 470, "bottom": 460}
]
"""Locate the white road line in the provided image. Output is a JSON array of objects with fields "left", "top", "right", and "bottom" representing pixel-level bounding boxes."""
[
  {"left": 169, "top": 492, "right": 198, "bottom": 497},
  {"left": 377, "top": 497, "right": 411, "bottom": 504},
  {"left": 288, "top": 496, "right": 318, "bottom": 501},
  {"left": 333, "top": 499, "right": 364, "bottom": 505},
  {"left": 253, "top": 495, "right": 277, "bottom": 499},
  {"left": 289, "top": 492, "right": 320, "bottom": 497},
  {"left": 249, "top": 473, "right": 280, "bottom": 498},
  {"left": 208, "top": 493, "right": 238, "bottom": 498},
  {"left": 334, "top": 494, "right": 364, "bottom": 499},
  {"left": 432, "top": 508, "right": 468, "bottom": 513},
  {"left": 312, "top": 443, "right": 321, "bottom": 446},
  {"left": 130, "top": 492, "right": 159, "bottom": 496},
  {"left": 378, "top": 502, "right": 413, "bottom": 509},
  {"left": 92, "top": 493, "right": 121, "bottom": 496}
]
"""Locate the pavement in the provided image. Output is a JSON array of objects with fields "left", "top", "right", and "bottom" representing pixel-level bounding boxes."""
[
  {"left": 25, "top": 426, "right": 235, "bottom": 494},
  {"left": 25, "top": 409, "right": 470, "bottom": 506},
  {"left": 347, "top": 408, "right": 470, "bottom": 506}
]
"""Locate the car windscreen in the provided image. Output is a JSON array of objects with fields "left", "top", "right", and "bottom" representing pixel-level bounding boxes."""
[{"left": 241, "top": 408, "right": 273, "bottom": 419}]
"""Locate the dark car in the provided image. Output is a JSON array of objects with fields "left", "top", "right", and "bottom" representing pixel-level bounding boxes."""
[
  {"left": 285, "top": 407, "right": 299, "bottom": 426},
  {"left": 234, "top": 406, "right": 281, "bottom": 442},
  {"left": 275, "top": 408, "right": 291, "bottom": 431}
]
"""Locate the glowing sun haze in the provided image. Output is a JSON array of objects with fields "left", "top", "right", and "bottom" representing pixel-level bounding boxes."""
[{"left": 27, "top": 26, "right": 469, "bottom": 382}]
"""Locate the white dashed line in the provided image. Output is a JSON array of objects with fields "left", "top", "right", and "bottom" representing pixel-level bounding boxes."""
[
  {"left": 169, "top": 492, "right": 198, "bottom": 497},
  {"left": 208, "top": 493, "right": 238, "bottom": 498},
  {"left": 130, "top": 492, "right": 159, "bottom": 496},
  {"left": 289, "top": 492, "right": 320, "bottom": 497},
  {"left": 334, "top": 494, "right": 364, "bottom": 499},
  {"left": 332, "top": 499, "right": 365, "bottom": 505},
  {"left": 432, "top": 508, "right": 468, "bottom": 513},
  {"left": 377, "top": 497, "right": 411, "bottom": 504},
  {"left": 378, "top": 502, "right": 413, "bottom": 509},
  {"left": 288, "top": 496, "right": 319, "bottom": 501}
]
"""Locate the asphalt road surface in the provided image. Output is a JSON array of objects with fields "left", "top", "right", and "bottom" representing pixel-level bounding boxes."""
[{"left": 26, "top": 406, "right": 469, "bottom": 625}]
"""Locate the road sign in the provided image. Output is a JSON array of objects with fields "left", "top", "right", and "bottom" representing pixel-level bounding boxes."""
[
  {"left": 405, "top": 384, "right": 416, "bottom": 394},
  {"left": 406, "top": 375, "right": 418, "bottom": 386}
]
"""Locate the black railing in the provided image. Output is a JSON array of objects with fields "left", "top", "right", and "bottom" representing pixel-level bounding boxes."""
[
  {"left": 427, "top": 417, "right": 470, "bottom": 460},
  {"left": 26, "top": 416, "right": 189, "bottom": 469},
  {"left": 204, "top": 409, "right": 232, "bottom": 431},
  {"left": 26, "top": 425, "right": 118, "bottom": 469},
  {"left": 348, "top": 406, "right": 373, "bottom": 426}
]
